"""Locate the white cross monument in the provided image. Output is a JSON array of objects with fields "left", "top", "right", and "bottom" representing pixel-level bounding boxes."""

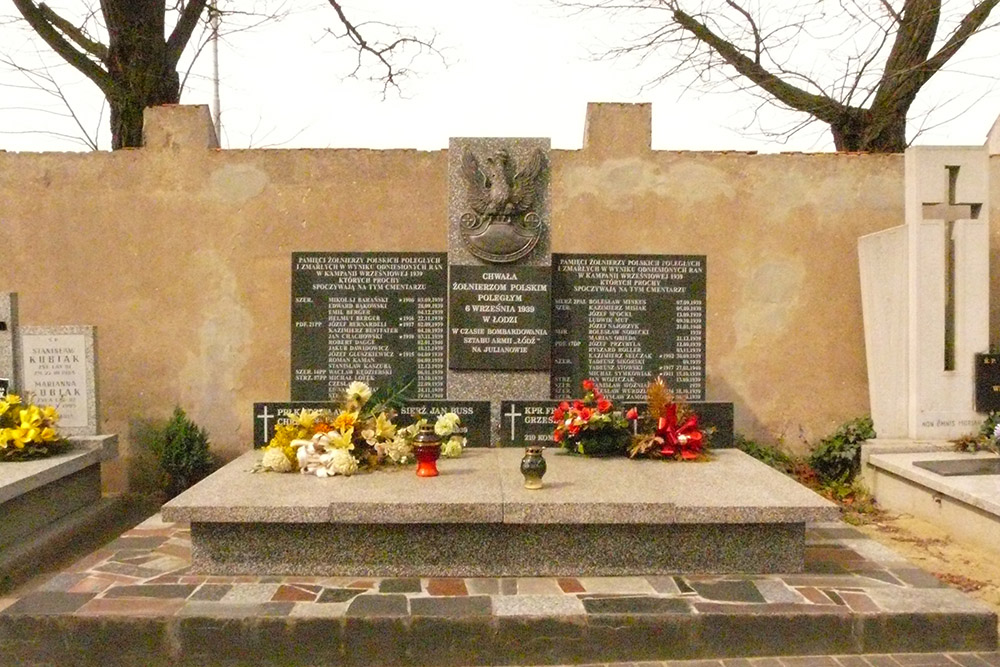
[{"left": 859, "top": 146, "right": 990, "bottom": 440}]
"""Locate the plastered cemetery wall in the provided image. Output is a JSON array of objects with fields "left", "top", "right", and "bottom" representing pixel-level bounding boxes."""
[{"left": 1, "top": 103, "right": 997, "bottom": 493}]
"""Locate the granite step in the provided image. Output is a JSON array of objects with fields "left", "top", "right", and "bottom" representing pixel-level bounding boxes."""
[{"left": 0, "top": 516, "right": 995, "bottom": 666}]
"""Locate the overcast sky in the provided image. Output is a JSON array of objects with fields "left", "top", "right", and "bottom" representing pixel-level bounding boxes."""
[{"left": 1, "top": 0, "right": 998, "bottom": 153}]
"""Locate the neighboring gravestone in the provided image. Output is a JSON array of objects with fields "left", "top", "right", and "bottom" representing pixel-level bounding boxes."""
[
  {"left": 253, "top": 400, "right": 490, "bottom": 448},
  {"left": 290, "top": 252, "right": 447, "bottom": 400},
  {"left": 499, "top": 399, "right": 734, "bottom": 448},
  {"left": 859, "top": 146, "right": 989, "bottom": 439},
  {"left": 447, "top": 137, "right": 553, "bottom": 439},
  {"left": 551, "top": 254, "right": 706, "bottom": 401},
  {"left": 0, "top": 293, "right": 18, "bottom": 393},
  {"left": 974, "top": 354, "right": 1000, "bottom": 413},
  {"left": 18, "top": 326, "right": 98, "bottom": 436}
]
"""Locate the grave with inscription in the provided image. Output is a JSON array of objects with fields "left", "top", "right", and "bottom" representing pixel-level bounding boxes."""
[
  {"left": 859, "top": 144, "right": 1000, "bottom": 555},
  {"left": 163, "top": 135, "right": 840, "bottom": 577},
  {"left": 0, "top": 293, "right": 118, "bottom": 587}
]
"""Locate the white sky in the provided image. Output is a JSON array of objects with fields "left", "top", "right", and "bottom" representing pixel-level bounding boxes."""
[{"left": 1, "top": 0, "right": 998, "bottom": 153}]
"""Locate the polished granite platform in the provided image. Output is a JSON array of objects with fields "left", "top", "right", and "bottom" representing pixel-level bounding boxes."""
[{"left": 161, "top": 448, "right": 840, "bottom": 575}]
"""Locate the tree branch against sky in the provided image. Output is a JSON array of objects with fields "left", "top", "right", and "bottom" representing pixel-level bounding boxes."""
[
  {"left": 557, "top": 0, "right": 1000, "bottom": 151},
  {"left": 2, "top": 1, "right": 445, "bottom": 150}
]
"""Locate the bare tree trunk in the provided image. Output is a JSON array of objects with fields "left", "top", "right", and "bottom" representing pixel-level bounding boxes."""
[
  {"left": 103, "top": 0, "right": 181, "bottom": 149},
  {"left": 831, "top": 110, "right": 907, "bottom": 152}
]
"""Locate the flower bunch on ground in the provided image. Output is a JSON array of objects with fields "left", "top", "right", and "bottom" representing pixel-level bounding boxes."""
[
  {"left": 552, "top": 379, "right": 633, "bottom": 456},
  {"left": 257, "top": 381, "right": 464, "bottom": 477},
  {"left": 0, "top": 393, "right": 65, "bottom": 461}
]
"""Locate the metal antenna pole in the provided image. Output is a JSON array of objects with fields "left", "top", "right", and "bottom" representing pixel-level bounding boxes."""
[{"left": 211, "top": 1, "right": 222, "bottom": 143}]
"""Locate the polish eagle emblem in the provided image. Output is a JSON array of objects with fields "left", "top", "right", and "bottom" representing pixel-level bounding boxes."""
[{"left": 459, "top": 147, "right": 547, "bottom": 263}]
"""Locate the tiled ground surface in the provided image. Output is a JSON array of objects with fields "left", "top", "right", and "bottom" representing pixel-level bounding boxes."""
[
  {"left": 0, "top": 516, "right": 995, "bottom": 666},
  {"left": 0, "top": 516, "right": 980, "bottom": 619},
  {"left": 539, "top": 656, "right": 1000, "bottom": 667}
]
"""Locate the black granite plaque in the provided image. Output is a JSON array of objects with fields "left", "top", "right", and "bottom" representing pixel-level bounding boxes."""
[
  {"left": 449, "top": 265, "right": 551, "bottom": 370},
  {"left": 499, "top": 400, "right": 733, "bottom": 448},
  {"left": 552, "top": 254, "right": 706, "bottom": 401},
  {"left": 975, "top": 353, "right": 1000, "bottom": 413},
  {"left": 396, "top": 400, "right": 491, "bottom": 448},
  {"left": 291, "top": 252, "right": 447, "bottom": 400},
  {"left": 254, "top": 400, "right": 490, "bottom": 448},
  {"left": 0, "top": 378, "right": 8, "bottom": 394}
]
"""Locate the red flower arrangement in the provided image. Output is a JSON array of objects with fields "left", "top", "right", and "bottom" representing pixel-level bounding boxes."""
[
  {"left": 552, "top": 379, "right": 634, "bottom": 457},
  {"left": 628, "top": 376, "right": 711, "bottom": 461},
  {"left": 553, "top": 376, "right": 711, "bottom": 461}
]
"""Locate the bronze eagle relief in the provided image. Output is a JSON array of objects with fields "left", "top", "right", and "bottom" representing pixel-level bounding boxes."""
[{"left": 459, "top": 147, "right": 548, "bottom": 263}]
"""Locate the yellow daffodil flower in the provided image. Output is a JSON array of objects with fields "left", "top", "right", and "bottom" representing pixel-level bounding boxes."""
[
  {"left": 327, "top": 427, "right": 355, "bottom": 450},
  {"left": 374, "top": 412, "right": 396, "bottom": 440},
  {"left": 290, "top": 409, "right": 320, "bottom": 429}
]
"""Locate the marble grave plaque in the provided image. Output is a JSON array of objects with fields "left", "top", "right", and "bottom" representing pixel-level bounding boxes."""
[{"left": 19, "top": 325, "right": 97, "bottom": 436}]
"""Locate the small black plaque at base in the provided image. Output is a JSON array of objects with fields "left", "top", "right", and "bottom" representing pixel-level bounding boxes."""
[
  {"left": 975, "top": 353, "right": 1000, "bottom": 413},
  {"left": 913, "top": 458, "right": 1000, "bottom": 476},
  {"left": 499, "top": 399, "right": 734, "bottom": 448},
  {"left": 253, "top": 400, "right": 490, "bottom": 448}
]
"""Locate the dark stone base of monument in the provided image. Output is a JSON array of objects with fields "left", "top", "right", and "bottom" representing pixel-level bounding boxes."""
[
  {"left": 191, "top": 520, "right": 802, "bottom": 576},
  {"left": 163, "top": 448, "right": 838, "bottom": 576}
]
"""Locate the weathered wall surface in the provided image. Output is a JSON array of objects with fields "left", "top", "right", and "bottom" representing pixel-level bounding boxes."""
[{"left": 0, "top": 103, "right": 995, "bottom": 492}]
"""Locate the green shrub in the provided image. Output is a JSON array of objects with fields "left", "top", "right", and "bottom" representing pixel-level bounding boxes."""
[
  {"left": 150, "top": 407, "right": 215, "bottom": 500},
  {"left": 734, "top": 434, "right": 795, "bottom": 473},
  {"left": 808, "top": 416, "right": 875, "bottom": 484}
]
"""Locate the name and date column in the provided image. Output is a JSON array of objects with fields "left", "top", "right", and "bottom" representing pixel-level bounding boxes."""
[
  {"left": 290, "top": 252, "right": 447, "bottom": 400},
  {"left": 551, "top": 254, "right": 706, "bottom": 401}
]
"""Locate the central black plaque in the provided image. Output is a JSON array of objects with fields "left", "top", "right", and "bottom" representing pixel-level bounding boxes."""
[
  {"left": 551, "top": 254, "right": 706, "bottom": 401},
  {"left": 448, "top": 265, "right": 551, "bottom": 370},
  {"left": 291, "top": 252, "right": 447, "bottom": 400}
]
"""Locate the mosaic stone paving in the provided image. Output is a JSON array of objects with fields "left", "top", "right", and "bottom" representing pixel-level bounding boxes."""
[
  {"left": 0, "top": 516, "right": 979, "bottom": 619},
  {"left": 0, "top": 516, "right": 995, "bottom": 666}
]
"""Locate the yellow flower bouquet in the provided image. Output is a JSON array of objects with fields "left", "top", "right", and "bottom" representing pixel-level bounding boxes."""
[
  {"left": 0, "top": 393, "right": 65, "bottom": 462},
  {"left": 256, "top": 381, "right": 465, "bottom": 477}
]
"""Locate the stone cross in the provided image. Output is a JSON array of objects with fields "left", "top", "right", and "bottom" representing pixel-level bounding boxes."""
[
  {"left": 859, "top": 145, "right": 990, "bottom": 440},
  {"left": 921, "top": 166, "right": 981, "bottom": 371}
]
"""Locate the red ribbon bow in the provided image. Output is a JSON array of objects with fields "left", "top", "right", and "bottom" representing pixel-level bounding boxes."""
[{"left": 656, "top": 404, "right": 703, "bottom": 460}]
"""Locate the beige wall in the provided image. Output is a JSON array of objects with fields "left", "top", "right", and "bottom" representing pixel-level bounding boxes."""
[{"left": 1, "top": 103, "right": 996, "bottom": 492}]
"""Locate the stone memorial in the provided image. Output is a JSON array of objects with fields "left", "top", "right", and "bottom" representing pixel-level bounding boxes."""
[
  {"left": 163, "top": 133, "right": 839, "bottom": 578},
  {"left": 448, "top": 137, "right": 553, "bottom": 435},
  {"left": 0, "top": 294, "right": 117, "bottom": 586},
  {"left": 859, "top": 146, "right": 990, "bottom": 440}
]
